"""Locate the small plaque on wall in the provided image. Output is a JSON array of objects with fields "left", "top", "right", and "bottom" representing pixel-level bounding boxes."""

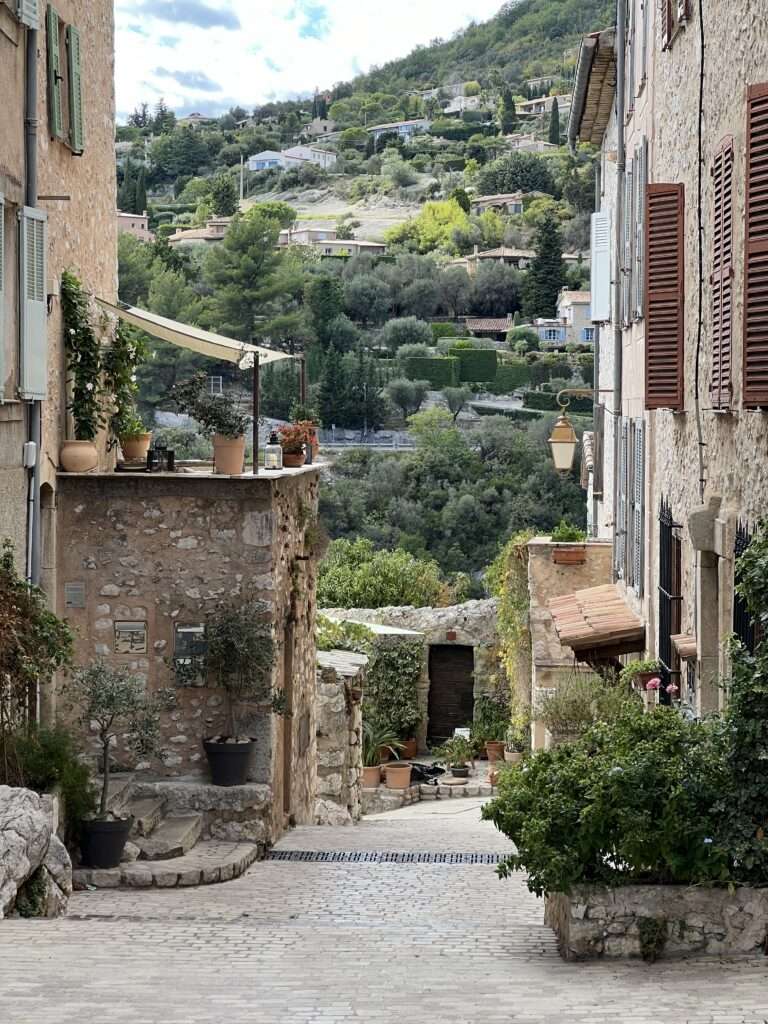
[
  {"left": 114, "top": 621, "right": 148, "bottom": 654},
  {"left": 64, "top": 581, "right": 86, "bottom": 609}
]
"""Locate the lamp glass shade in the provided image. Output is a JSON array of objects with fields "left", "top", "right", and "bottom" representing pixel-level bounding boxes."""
[{"left": 548, "top": 414, "right": 578, "bottom": 472}]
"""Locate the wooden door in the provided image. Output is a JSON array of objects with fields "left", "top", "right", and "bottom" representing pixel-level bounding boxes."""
[{"left": 427, "top": 645, "right": 475, "bottom": 745}]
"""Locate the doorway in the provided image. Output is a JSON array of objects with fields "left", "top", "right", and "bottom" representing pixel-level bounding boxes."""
[{"left": 427, "top": 645, "right": 475, "bottom": 745}]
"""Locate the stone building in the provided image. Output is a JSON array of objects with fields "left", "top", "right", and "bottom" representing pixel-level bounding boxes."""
[
  {"left": 0, "top": 0, "right": 117, "bottom": 577},
  {"left": 566, "top": 3, "right": 768, "bottom": 716}
]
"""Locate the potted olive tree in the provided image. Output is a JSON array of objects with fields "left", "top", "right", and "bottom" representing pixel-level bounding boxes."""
[
  {"left": 69, "top": 661, "right": 172, "bottom": 868},
  {"left": 203, "top": 597, "right": 277, "bottom": 786},
  {"left": 171, "top": 371, "right": 250, "bottom": 475},
  {"left": 115, "top": 406, "right": 153, "bottom": 462}
]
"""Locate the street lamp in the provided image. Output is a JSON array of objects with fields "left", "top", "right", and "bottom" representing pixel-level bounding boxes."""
[{"left": 547, "top": 389, "right": 613, "bottom": 473}]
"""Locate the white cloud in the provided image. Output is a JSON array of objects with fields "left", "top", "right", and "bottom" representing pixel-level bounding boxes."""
[{"left": 115, "top": 0, "right": 503, "bottom": 119}]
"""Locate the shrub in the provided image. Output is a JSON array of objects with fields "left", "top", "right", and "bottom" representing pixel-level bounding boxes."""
[
  {"left": 404, "top": 356, "right": 460, "bottom": 388},
  {"left": 485, "top": 360, "right": 531, "bottom": 394},
  {"left": 523, "top": 390, "right": 593, "bottom": 413},
  {"left": 472, "top": 686, "right": 510, "bottom": 744},
  {"left": 448, "top": 346, "right": 498, "bottom": 383},
  {"left": 378, "top": 316, "right": 433, "bottom": 353},
  {"left": 506, "top": 327, "right": 540, "bottom": 352},
  {"left": 431, "top": 322, "right": 459, "bottom": 342},
  {"left": 318, "top": 538, "right": 445, "bottom": 608},
  {"left": 550, "top": 520, "right": 587, "bottom": 542},
  {"left": 538, "top": 673, "right": 637, "bottom": 742},
  {"left": 483, "top": 706, "right": 728, "bottom": 896}
]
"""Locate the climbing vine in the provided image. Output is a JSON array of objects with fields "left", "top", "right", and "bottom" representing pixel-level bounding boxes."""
[{"left": 485, "top": 529, "right": 535, "bottom": 687}]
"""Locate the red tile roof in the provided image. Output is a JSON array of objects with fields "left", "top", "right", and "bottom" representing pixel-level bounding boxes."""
[{"left": 549, "top": 584, "right": 645, "bottom": 656}]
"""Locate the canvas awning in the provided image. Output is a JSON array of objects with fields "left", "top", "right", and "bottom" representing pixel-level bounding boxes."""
[
  {"left": 97, "top": 300, "right": 294, "bottom": 367},
  {"left": 549, "top": 583, "right": 645, "bottom": 660}
]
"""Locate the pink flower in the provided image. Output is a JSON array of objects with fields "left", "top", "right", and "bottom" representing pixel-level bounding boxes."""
[
  {"left": 646, "top": 677, "right": 661, "bottom": 691},
  {"left": 666, "top": 683, "right": 679, "bottom": 696}
]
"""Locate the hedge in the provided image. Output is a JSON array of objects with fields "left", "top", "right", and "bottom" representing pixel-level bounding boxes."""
[
  {"left": 431, "top": 322, "right": 460, "bottom": 342},
  {"left": 523, "top": 390, "right": 593, "bottom": 413},
  {"left": 485, "top": 360, "right": 531, "bottom": 394},
  {"left": 404, "top": 356, "right": 460, "bottom": 388},
  {"left": 474, "top": 407, "right": 543, "bottom": 422},
  {"left": 449, "top": 346, "right": 498, "bottom": 383}
]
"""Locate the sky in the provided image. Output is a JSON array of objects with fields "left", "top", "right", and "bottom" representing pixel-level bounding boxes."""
[{"left": 114, "top": 0, "right": 504, "bottom": 121}]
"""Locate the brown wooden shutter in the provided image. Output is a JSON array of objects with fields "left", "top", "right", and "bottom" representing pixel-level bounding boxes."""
[
  {"left": 645, "top": 183, "right": 685, "bottom": 410},
  {"left": 743, "top": 84, "right": 768, "bottom": 407},
  {"left": 710, "top": 137, "right": 734, "bottom": 410},
  {"left": 662, "top": 0, "right": 671, "bottom": 49}
]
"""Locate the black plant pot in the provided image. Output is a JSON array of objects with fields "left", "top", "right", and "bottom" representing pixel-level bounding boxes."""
[
  {"left": 451, "top": 765, "right": 470, "bottom": 779},
  {"left": 204, "top": 738, "right": 254, "bottom": 786},
  {"left": 80, "top": 817, "right": 133, "bottom": 869}
]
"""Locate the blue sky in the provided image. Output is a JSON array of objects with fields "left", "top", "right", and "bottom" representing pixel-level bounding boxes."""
[{"left": 114, "top": 0, "right": 504, "bottom": 120}]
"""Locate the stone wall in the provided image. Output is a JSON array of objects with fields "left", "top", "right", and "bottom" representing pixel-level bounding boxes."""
[
  {"left": 546, "top": 885, "right": 768, "bottom": 960},
  {"left": 527, "top": 538, "right": 615, "bottom": 748},
  {"left": 56, "top": 468, "right": 320, "bottom": 841},
  {"left": 314, "top": 650, "right": 367, "bottom": 826},
  {"left": 0, "top": 787, "right": 72, "bottom": 919},
  {"left": 321, "top": 600, "right": 501, "bottom": 751}
]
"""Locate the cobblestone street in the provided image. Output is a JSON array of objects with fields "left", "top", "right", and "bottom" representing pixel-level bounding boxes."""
[{"left": 2, "top": 798, "right": 767, "bottom": 1024}]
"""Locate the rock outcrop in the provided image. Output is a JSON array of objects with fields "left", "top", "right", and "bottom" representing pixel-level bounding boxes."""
[{"left": 0, "top": 786, "right": 72, "bottom": 919}]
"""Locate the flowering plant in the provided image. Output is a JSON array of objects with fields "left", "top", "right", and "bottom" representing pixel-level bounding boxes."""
[
  {"left": 278, "top": 422, "right": 311, "bottom": 454},
  {"left": 61, "top": 270, "right": 106, "bottom": 441},
  {"left": 645, "top": 677, "right": 661, "bottom": 691}
]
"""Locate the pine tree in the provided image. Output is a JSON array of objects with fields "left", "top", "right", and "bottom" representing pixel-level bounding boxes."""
[
  {"left": 548, "top": 97, "right": 561, "bottom": 146},
  {"left": 522, "top": 210, "right": 566, "bottom": 319},
  {"left": 317, "top": 346, "right": 348, "bottom": 429},
  {"left": 118, "top": 159, "right": 136, "bottom": 213},
  {"left": 210, "top": 174, "right": 239, "bottom": 217},
  {"left": 305, "top": 275, "right": 344, "bottom": 348},
  {"left": 498, "top": 86, "right": 517, "bottom": 135},
  {"left": 134, "top": 166, "right": 147, "bottom": 214}
]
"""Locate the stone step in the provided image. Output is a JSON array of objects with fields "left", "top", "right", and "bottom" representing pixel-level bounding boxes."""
[
  {"left": 135, "top": 814, "right": 203, "bottom": 861},
  {"left": 73, "top": 841, "right": 261, "bottom": 890},
  {"left": 126, "top": 797, "right": 166, "bottom": 838}
]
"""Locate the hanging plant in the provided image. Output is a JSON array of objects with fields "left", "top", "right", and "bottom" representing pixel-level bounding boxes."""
[{"left": 61, "top": 270, "right": 106, "bottom": 441}]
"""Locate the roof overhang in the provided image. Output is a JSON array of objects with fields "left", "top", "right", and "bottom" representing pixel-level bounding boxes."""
[
  {"left": 549, "top": 583, "right": 645, "bottom": 661},
  {"left": 97, "top": 301, "right": 295, "bottom": 367},
  {"left": 568, "top": 28, "right": 617, "bottom": 148}
]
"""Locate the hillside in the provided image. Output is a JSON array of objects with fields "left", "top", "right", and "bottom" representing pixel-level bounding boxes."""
[{"left": 345, "top": 0, "right": 614, "bottom": 95}]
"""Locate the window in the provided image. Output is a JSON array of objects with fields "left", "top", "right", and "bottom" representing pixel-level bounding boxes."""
[
  {"left": 733, "top": 522, "right": 758, "bottom": 654},
  {"left": 590, "top": 211, "right": 612, "bottom": 321},
  {"left": 710, "top": 137, "right": 734, "bottom": 410},
  {"left": 208, "top": 376, "right": 223, "bottom": 396},
  {"left": 544, "top": 328, "right": 560, "bottom": 342},
  {"left": 743, "top": 85, "right": 768, "bottom": 407},
  {"left": 583, "top": 328, "right": 595, "bottom": 343},
  {"left": 662, "top": 0, "right": 690, "bottom": 50},
  {"left": 46, "top": 5, "right": 84, "bottom": 153},
  {"left": 615, "top": 418, "right": 645, "bottom": 593},
  {"left": 645, "top": 183, "right": 685, "bottom": 410}
]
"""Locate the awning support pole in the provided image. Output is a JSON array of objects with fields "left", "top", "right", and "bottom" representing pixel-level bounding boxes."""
[
  {"left": 300, "top": 355, "right": 307, "bottom": 405},
  {"left": 252, "top": 353, "right": 260, "bottom": 475}
]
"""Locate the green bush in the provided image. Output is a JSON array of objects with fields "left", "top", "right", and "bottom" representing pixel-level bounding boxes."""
[
  {"left": 485, "top": 360, "right": 531, "bottom": 394},
  {"left": 318, "top": 538, "right": 446, "bottom": 608},
  {"left": 474, "top": 406, "right": 542, "bottom": 422},
  {"left": 449, "top": 346, "right": 498, "bottom": 383},
  {"left": 404, "top": 356, "right": 460, "bottom": 388},
  {"left": 431, "top": 322, "right": 459, "bottom": 342},
  {"left": 551, "top": 519, "right": 587, "bottom": 542},
  {"left": 523, "top": 390, "right": 593, "bottom": 413},
  {"left": 482, "top": 706, "right": 728, "bottom": 896}
]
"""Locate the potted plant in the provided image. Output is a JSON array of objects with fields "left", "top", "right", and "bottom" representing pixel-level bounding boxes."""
[
  {"left": 504, "top": 701, "right": 531, "bottom": 763},
  {"left": 362, "top": 720, "right": 402, "bottom": 788},
  {"left": 619, "top": 658, "right": 662, "bottom": 691},
  {"left": 434, "top": 735, "right": 473, "bottom": 779},
  {"left": 472, "top": 688, "right": 509, "bottom": 762},
  {"left": 69, "top": 661, "right": 172, "bottom": 868},
  {"left": 399, "top": 736, "right": 418, "bottom": 759},
  {"left": 290, "top": 402, "right": 321, "bottom": 457},
  {"left": 203, "top": 598, "right": 276, "bottom": 786},
  {"left": 278, "top": 422, "right": 310, "bottom": 468},
  {"left": 550, "top": 520, "right": 588, "bottom": 564},
  {"left": 60, "top": 270, "right": 106, "bottom": 472},
  {"left": 116, "top": 406, "right": 152, "bottom": 462},
  {"left": 171, "top": 372, "right": 250, "bottom": 475}
]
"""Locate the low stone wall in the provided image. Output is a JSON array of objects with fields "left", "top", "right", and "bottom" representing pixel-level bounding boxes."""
[
  {"left": 315, "top": 650, "right": 367, "bottom": 826},
  {"left": 545, "top": 885, "right": 768, "bottom": 960},
  {"left": 128, "top": 778, "right": 273, "bottom": 844},
  {"left": 0, "top": 787, "right": 72, "bottom": 919}
]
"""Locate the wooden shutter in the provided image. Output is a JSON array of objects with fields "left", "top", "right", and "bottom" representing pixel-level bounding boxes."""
[
  {"left": 676, "top": 0, "right": 690, "bottom": 20},
  {"left": 0, "top": 195, "right": 4, "bottom": 399},
  {"left": 66, "top": 25, "right": 84, "bottom": 154},
  {"left": 19, "top": 207, "right": 48, "bottom": 401},
  {"left": 743, "top": 84, "right": 768, "bottom": 407},
  {"left": 623, "top": 158, "right": 634, "bottom": 326},
  {"left": 616, "top": 419, "right": 629, "bottom": 579},
  {"left": 632, "top": 419, "right": 645, "bottom": 595},
  {"left": 590, "top": 211, "right": 611, "bottom": 321},
  {"left": 645, "top": 183, "right": 685, "bottom": 410},
  {"left": 46, "top": 5, "right": 63, "bottom": 141},
  {"left": 634, "top": 138, "right": 648, "bottom": 320},
  {"left": 661, "top": 0, "right": 672, "bottom": 49},
  {"left": 17, "top": 0, "right": 39, "bottom": 27},
  {"left": 710, "top": 137, "right": 734, "bottom": 410}
]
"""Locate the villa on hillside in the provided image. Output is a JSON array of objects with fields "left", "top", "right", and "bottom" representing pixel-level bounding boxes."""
[
  {"left": 470, "top": 193, "right": 525, "bottom": 216},
  {"left": 367, "top": 118, "right": 431, "bottom": 143},
  {"left": 117, "top": 210, "right": 154, "bottom": 243},
  {"left": 248, "top": 146, "right": 337, "bottom": 173},
  {"left": 167, "top": 217, "right": 232, "bottom": 247},
  {"left": 453, "top": 245, "right": 589, "bottom": 276},
  {"left": 517, "top": 93, "right": 572, "bottom": 119}
]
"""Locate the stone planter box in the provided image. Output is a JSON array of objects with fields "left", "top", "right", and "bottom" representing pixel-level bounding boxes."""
[{"left": 545, "top": 885, "right": 768, "bottom": 960}]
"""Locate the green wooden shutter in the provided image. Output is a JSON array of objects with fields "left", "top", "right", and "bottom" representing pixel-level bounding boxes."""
[
  {"left": 66, "top": 25, "right": 84, "bottom": 154},
  {"left": 0, "top": 194, "right": 5, "bottom": 400},
  {"left": 46, "top": 5, "right": 63, "bottom": 141},
  {"left": 19, "top": 207, "right": 48, "bottom": 400}
]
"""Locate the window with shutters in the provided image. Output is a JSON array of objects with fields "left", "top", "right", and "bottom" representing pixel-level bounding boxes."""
[
  {"left": 710, "top": 137, "right": 734, "bottom": 410},
  {"left": 622, "top": 159, "right": 634, "bottom": 327},
  {"left": 615, "top": 419, "right": 629, "bottom": 579},
  {"left": 743, "top": 84, "right": 768, "bottom": 408},
  {"left": 590, "top": 210, "right": 611, "bottom": 322},
  {"left": 19, "top": 207, "right": 48, "bottom": 401},
  {"left": 628, "top": 419, "right": 646, "bottom": 595},
  {"left": 45, "top": 6, "right": 84, "bottom": 154},
  {"left": 661, "top": 0, "right": 690, "bottom": 50},
  {"left": 645, "top": 183, "right": 685, "bottom": 410}
]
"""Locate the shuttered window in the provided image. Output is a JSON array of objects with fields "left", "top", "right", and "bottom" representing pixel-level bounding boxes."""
[
  {"left": 630, "top": 419, "right": 646, "bottom": 595},
  {"left": 46, "top": 5, "right": 64, "bottom": 141},
  {"left": 590, "top": 211, "right": 611, "bottom": 322},
  {"left": 622, "top": 158, "right": 634, "bottom": 326},
  {"left": 634, "top": 138, "right": 648, "bottom": 320},
  {"left": 19, "top": 207, "right": 48, "bottom": 401},
  {"left": 645, "top": 183, "right": 685, "bottom": 410},
  {"left": 16, "top": 0, "right": 39, "bottom": 27},
  {"left": 66, "top": 25, "right": 84, "bottom": 154},
  {"left": 710, "top": 137, "right": 734, "bottom": 410},
  {"left": 0, "top": 194, "right": 5, "bottom": 399},
  {"left": 662, "top": 0, "right": 689, "bottom": 50},
  {"left": 743, "top": 84, "right": 768, "bottom": 407},
  {"left": 615, "top": 419, "right": 629, "bottom": 579}
]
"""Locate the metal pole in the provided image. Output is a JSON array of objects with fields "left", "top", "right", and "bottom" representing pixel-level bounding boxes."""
[
  {"left": 300, "top": 355, "right": 307, "bottom": 404},
  {"left": 252, "top": 354, "right": 260, "bottom": 474},
  {"left": 24, "top": 22, "right": 41, "bottom": 587}
]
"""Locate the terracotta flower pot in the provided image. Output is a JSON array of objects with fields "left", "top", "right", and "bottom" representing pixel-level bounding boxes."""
[
  {"left": 400, "top": 737, "right": 417, "bottom": 759},
  {"left": 120, "top": 432, "right": 152, "bottom": 461},
  {"left": 213, "top": 433, "right": 245, "bottom": 475},
  {"left": 486, "top": 740, "right": 505, "bottom": 763},
  {"left": 384, "top": 763, "right": 412, "bottom": 790},
  {"left": 552, "top": 545, "right": 587, "bottom": 565},
  {"left": 282, "top": 449, "right": 306, "bottom": 468},
  {"left": 362, "top": 765, "right": 381, "bottom": 788},
  {"left": 504, "top": 749, "right": 523, "bottom": 764},
  {"left": 60, "top": 440, "right": 98, "bottom": 473},
  {"left": 635, "top": 671, "right": 660, "bottom": 690},
  {"left": 488, "top": 768, "right": 499, "bottom": 787}
]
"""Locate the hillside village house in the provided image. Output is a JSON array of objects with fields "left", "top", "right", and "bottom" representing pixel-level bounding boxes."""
[
  {"left": 1, "top": 1, "right": 324, "bottom": 854},
  {"left": 551, "top": 1, "right": 768, "bottom": 721},
  {"left": 117, "top": 210, "right": 154, "bottom": 243},
  {"left": 470, "top": 192, "right": 525, "bottom": 216},
  {"left": 166, "top": 216, "right": 232, "bottom": 247},
  {"left": 517, "top": 93, "right": 572, "bottom": 119},
  {"left": 302, "top": 116, "right": 337, "bottom": 139},
  {"left": 368, "top": 118, "right": 431, "bottom": 143},
  {"left": 278, "top": 227, "right": 386, "bottom": 258},
  {"left": 504, "top": 132, "right": 559, "bottom": 154},
  {"left": 248, "top": 145, "right": 337, "bottom": 173},
  {"left": 454, "top": 245, "right": 588, "bottom": 276}
]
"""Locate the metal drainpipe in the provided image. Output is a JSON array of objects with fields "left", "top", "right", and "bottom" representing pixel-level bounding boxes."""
[
  {"left": 24, "top": 24, "right": 41, "bottom": 586},
  {"left": 612, "top": 0, "right": 627, "bottom": 578}
]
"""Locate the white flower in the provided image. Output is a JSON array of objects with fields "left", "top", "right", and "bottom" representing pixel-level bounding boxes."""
[
  {"left": 130, "top": 374, "right": 137, "bottom": 382},
  {"left": 69, "top": 328, "right": 76, "bottom": 335},
  {"left": 85, "top": 382, "right": 94, "bottom": 391}
]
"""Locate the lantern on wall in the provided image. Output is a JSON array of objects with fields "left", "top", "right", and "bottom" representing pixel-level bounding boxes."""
[{"left": 548, "top": 412, "right": 578, "bottom": 473}]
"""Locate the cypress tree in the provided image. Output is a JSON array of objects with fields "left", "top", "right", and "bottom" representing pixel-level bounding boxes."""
[
  {"left": 134, "top": 166, "right": 147, "bottom": 214},
  {"left": 317, "top": 346, "right": 347, "bottom": 429},
  {"left": 548, "top": 97, "right": 561, "bottom": 146},
  {"left": 118, "top": 159, "right": 136, "bottom": 213},
  {"left": 522, "top": 210, "right": 566, "bottom": 319}
]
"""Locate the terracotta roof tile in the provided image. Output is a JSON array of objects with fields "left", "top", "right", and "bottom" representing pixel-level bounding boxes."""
[{"left": 549, "top": 583, "right": 645, "bottom": 654}]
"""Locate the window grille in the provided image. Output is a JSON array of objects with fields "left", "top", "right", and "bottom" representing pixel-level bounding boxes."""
[{"left": 658, "top": 498, "right": 683, "bottom": 703}]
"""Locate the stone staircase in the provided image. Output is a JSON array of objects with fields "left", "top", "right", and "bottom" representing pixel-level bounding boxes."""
[{"left": 73, "top": 775, "right": 268, "bottom": 890}]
